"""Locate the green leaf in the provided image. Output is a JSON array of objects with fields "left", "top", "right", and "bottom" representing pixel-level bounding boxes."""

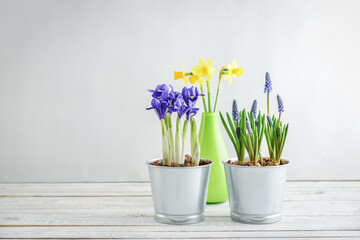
[
  {"left": 220, "top": 111, "right": 237, "bottom": 151},
  {"left": 226, "top": 112, "right": 240, "bottom": 148}
]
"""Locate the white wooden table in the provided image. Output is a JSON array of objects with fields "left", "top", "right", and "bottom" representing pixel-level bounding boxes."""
[{"left": 0, "top": 181, "right": 359, "bottom": 239}]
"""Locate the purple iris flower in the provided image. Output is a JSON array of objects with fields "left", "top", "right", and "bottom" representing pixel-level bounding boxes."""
[
  {"left": 146, "top": 98, "right": 168, "bottom": 120},
  {"left": 148, "top": 84, "right": 173, "bottom": 101},
  {"left": 277, "top": 95, "right": 284, "bottom": 113},
  {"left": 178, "top": 103, "right": 190, "bottom": 119},
  {"left": 182, "top": 86, "right": 203, "bottom": 107},
  {"left": 264, "top": 72, "right": 273, "bottom": 93},
  {"left": 186, "top": 107, "right": 199, "bottom": 120},
  {"left": 168, "top": 95, "right": 183, "bottom": 113}
]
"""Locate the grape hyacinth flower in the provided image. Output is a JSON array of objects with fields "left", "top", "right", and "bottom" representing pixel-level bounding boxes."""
[
  {"left": 264, "top": 72, "right": 272, "bottom": 93},
  {"left": 267, "top": 115, "right": 273, "bottom": 127},
  {"left": 264, "top": 72, "right": 272, "bottom": 115},
  {"left": 232, "top": 99, "right": 241, "bottom": 122},
  {"left": 264, "top": 93, "right": 289, "bottom": 165},
  {"left": 246, "top": 121, "right": 253, "bottom": 136},
  {"left": 236, "top": 126, "right": 241, "bottom": 139},
  {"left": 277, "top": 94, "right": 284, "bottom": 114},
  {"left": 250, "top": 100, "right": 257, "bottom": 121}
]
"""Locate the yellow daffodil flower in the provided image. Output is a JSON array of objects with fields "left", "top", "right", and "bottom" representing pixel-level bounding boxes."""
[
  {"left": 224, "top": 59, "right": 244, "bottom": 84},
  {"left": 188, "top": 74, "right": 206, "bottom": 84},
  {"left": 192, "top": 58, "right": 217, "bottom": 82},
  {"left": 174, "top": 64, "right": 188, "bottom": 86}
]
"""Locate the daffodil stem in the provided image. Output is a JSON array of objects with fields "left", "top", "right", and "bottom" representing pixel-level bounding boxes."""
[
  {"left": 199, "top": 84, "right": 208, "bottom": 112},
  {"left": 207, "top": 81, "right": 212, "bottom": 112},
  {"left": 213, "top": 75, "right": 222, "bottom": 112}
]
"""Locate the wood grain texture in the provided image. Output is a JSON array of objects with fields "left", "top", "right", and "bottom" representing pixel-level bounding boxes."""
[{"left": 0, "top": 181, "right": 359, "bottom": 239}]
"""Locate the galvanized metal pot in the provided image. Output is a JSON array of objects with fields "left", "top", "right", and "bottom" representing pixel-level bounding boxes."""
[
  {"left": 223, "top": 158, "right": 290, "bottom": 224},
  {"left": 146, "top": 159, "right": 213, "bottom": 225}
]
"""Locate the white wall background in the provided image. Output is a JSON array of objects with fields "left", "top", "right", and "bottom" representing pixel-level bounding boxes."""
[{"left": 0, "top": 0, "right": 359, "bottom": 182}]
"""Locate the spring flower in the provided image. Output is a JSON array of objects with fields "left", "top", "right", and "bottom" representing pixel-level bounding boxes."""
[
  {"left": 232, "top": 99, "right": 240, "bottom": 122},
  {"left": 250, "top": 100, "right": 257, "bottom": 120},
  {"left": 192, "top": 58, "right": 217, "bottom": 82},
  {"left": 177, "top": 104, "right": 190, "bottom": 119},
  {"left": 146, "top": 98, "right": 169, "bottom": 120},
  {"left": 186, "top": 107, "right": 199, "bottom": 120},
  {"left": 224, "top": 59, "right": 244, "bottom": 85},
  {"left": 236, "top": 126, "right": 241, "bottom": 139},
  {"left": 267, "top": 115, "right": 273, "bottom": 127},
  {"left": 148, "top": 84, "right": 173, "bottom": 101},
  {"left": 188, "top": 74, "right": 205, "bottom": 84},
  {"left": 168, "top": 95, "right": 183, "bottom": 113},
  {"left": 264, "top": 72, "right": 272, "bottom": 93},
  {"left": 174, "top": 64, "right": 188, "bottom": 86},
  {"left": 246, "top": 121, "right": 253, "bottom": 136},
  {"left": 182, "top": 86, "right": 203, "bottom": 107},
  {"left": 277, "top": 95, "right": 284, "bottom": 113}
]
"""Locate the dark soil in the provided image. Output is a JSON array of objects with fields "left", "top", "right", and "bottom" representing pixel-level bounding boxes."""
[
  {"left": 227, "top": 157, "right": 287, "bottom": 167},
  {"left": 151, "top": 154, "right": 212, "bottom": 167}
]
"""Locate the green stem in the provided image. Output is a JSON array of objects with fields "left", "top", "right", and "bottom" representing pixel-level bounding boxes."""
[
  {"left": 267, "top": 92, "right": 270, "bottom": 115},
  {"left": 207, "top": 81, "right": 212, "bottom": 112},
  {"left": 166, "top": 113, "right": 175, "bottom": 165},
  {"left": 181, "top": 119, "right": 189, "bottom": 164},
  {"left": 213, "top": 75, "right": 222, "bottom": 112},
  {"left": 161, "top": 119, "right": 170, "bottom": 165},
  {"left": 175, "top": 117, "right": 181, "bottom": 164},
  {"left": 190, "top": 117, "right": 200, "bottom": 166},
  {"left": 199, "top": 83, "right": 208, "bottom": 112}
]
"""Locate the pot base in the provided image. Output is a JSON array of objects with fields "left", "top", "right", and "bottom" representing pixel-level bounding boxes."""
[
  {"left": 155, "top": 212, "right": 204, "bottom": 225},
  {"left": 231, "top": 211, "right": 281, "bottom": 224}
]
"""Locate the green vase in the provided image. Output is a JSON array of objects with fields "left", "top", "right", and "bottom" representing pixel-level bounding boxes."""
[{"left": 199, "top": 112, "right": 229, "bottom": 204}]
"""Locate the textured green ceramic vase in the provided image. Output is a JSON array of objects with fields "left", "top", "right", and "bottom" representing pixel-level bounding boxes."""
[{"left": 199, "top": 112, "right": 229, "bottom": 203}]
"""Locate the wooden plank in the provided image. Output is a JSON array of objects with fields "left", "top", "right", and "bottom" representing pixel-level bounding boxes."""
[
  {"left": 0, "top": 196, "right": 359, "bottom": 217},
  {"left": 0, "top": 182, "right": 359, "bottom": 239},
  {"left": 0, "top": 227, "right": 359, "bottom": 239},
  {"left": 1, "top": 181, "right": 359, "bottom": 197},
  {"left": 0, "top": 196, "right": 359, "bottom": 229}
]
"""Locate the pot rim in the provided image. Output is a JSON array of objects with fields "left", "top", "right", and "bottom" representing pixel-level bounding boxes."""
[
  {"left": 146, "top": 158, "right": 213, "bottom": 169},
  {"left": 223, "top": 157, "right": 290, "bottom": 168}
]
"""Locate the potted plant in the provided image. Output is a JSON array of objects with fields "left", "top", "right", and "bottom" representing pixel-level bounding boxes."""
[
  {"left": 174, "top": 58, "right": 244, "bottom": 203},
  {"left": 220, "top": 72, "right": 290, "bottom": 224},
  {"left": 146, "top": 84, "right": 213, "bottom": 225}
]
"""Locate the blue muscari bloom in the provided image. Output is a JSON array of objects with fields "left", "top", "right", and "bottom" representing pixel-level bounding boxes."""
[
  {"left": 264, "top": 72, "right": 272, "bottom": 93},
  {"left": 146, "top": 98, "right": 168, "bottom": 120},
  {"left": 236, "top": 126, "right": 241, "bottom": 139},
  {"left": 277, "top": 95, "right": 284, "bottom": 113},
  {"left": 232, "top": 99, "right": 240, "bottom": 122},
  {"left": 246, "top": 121, "right": 253, "bottom": 136},
  {"left": 267, "top": 115, "right": 273, "bottom": 127},
  {"left": 250, "top": 100, "right": 257, "bottom": 121}
]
